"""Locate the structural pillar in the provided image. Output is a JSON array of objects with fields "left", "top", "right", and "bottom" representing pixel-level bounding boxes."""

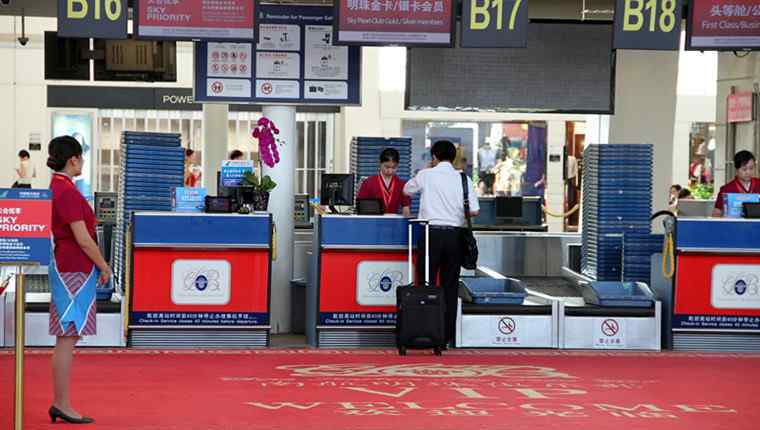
[
  {"left": 608, "top": 50, "right": 680, "bottom": 214},
  {"left": 262, "top": 106, "right": 296, "bottom": 334},
  {"left": 202, "top": 103, "right": 229, "bottom": 195}
]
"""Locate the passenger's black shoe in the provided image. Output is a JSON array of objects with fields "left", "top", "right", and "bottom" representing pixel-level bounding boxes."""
[{"left": 49, "top": 406, "right": 95, "bottom": 424}]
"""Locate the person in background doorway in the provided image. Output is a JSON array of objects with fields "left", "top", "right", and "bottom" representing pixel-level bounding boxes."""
[
  {"left": 668, "top": 184, "right": 682, "bottom": 212},
  {"left": 184, "top": 149, "right": 201, "bottom": 187},
  {"left": 403, "top": 140, "right": 480, "bottom": 348},
  {"left": 47, "top": 136, "right": 111, "bottom": 424},
  {"left": 713, "top": 150, "right": 760, "bottom": 217},
  {"left": 357, "top": 148, "right": 412, "bottom": 216},
  {"left": 13, "top": 150, "right": 35, "bottom": 188},
  {"left": 229, "top": 150, "right": 244, "bottom": 160}
]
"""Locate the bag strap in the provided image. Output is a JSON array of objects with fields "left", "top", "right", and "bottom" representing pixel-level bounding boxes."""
[{"left": 460, "top": 172, "right": 473, "bottom": 230}]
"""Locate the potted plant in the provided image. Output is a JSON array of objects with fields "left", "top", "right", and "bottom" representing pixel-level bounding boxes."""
[{"left": 241, "top": 171, "right": 277, "bottom": 212}]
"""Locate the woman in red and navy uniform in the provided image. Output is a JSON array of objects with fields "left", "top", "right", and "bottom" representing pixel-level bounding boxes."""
[
  {"left": 47, "top": 136, "right": 111, "bottom": 424},
  {"left": 357, "top": 148, "right": 412, "bottom": 216},
  {"left": 713, "top": 150, "right": 760, "bottom": 217}
]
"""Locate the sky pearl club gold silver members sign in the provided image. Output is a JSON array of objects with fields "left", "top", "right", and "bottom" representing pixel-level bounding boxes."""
[
  {"left": 461, "top": 0, "right": 529, "bottom": 48},
  {"left": 613, "top": 0, "right": 683, "bottom": 50}
]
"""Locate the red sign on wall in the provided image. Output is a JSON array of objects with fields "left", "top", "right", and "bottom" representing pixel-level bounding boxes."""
[
  {"left": 335, "top": 0, "right": 454, "bottom": 46},
  {"left": 687, "top": 0, "right": 760, "bottom": 50},
  {"left": 135, "top": 0, "right": 255, "bottom": 41},
  {"left": 728, "top": 92, "right": 754, "bottom": 123}
]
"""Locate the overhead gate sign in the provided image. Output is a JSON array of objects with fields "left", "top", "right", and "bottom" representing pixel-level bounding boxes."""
[
  {"left": 134, "top": 0, "right": 256, "bottom": 41},
  {"left": 334, "top": 0, "right": 455, "bottom": 46},
  {"left": 687, "top": 0, "right": 760, "bottom": 50}
]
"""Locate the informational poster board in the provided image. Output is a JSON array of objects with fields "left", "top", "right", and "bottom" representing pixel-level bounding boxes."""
[
  {"left": 687, "top": 0, "right": 760, "bottom": 50},
  {"left": 334, "top": 0, "right": 455, "bottom": 46},
  {"left": 134, "top": 0, "right": 256, "bottom": 41},
  {"left": 194, "top": 5, "right": 361, "bottom": 105},
  {"left": 0, "top": 189, "right": 52, "bottom": 266}
]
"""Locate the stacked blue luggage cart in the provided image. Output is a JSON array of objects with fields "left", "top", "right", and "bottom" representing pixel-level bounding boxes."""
[
  {"left": 112, "top": 132, "right": 184, "bottom": 293},
  {"left": 581, "top": 144, "right": 653, "bottom": 281}
]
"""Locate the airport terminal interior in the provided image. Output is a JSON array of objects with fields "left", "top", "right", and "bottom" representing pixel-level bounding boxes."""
[{"left": 1, "top": 0, "right": 760, "bottom": 429}]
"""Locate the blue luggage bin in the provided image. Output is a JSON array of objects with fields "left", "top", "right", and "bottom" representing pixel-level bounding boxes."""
[
  {"left": 461, "top": 277, "right": 527, "bottom": 305},
  {"left": 584, "top": 281, "right": 654, "bottom": 307}
]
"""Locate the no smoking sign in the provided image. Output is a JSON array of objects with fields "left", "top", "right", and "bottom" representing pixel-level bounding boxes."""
[{"left": 593, "top": 317, "right": 626, "bottom": 349}]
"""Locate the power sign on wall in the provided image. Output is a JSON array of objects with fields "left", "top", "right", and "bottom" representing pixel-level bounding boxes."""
[
  {"left": 461, "top": 0, "right": 528, "bottom": 48},
  {"left": 613, "top": 0, "right": 682, "bottom": 50},
  {"left": 57, "top": 0, "right": 128, "bottom": 39}
]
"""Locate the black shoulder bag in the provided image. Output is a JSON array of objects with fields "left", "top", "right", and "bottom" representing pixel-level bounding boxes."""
[{"left": 460, "top": 172, "right": 479, "bottom": 270}]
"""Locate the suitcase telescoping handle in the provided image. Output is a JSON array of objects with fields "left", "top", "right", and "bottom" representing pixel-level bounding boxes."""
[{"left": 407, "top": 219, "right": 430, "bottom": 286}]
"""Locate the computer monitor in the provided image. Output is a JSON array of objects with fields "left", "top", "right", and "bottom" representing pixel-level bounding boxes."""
[
  {"left": 677, "top": 199, "right": 715, "bottom": 217},
  {"left": 320, "top": 174, "right": 355, "bottom": 213},
  {"left": 495, "top": 197, "right": 523, "bottom": 224},
  {"left": 357, "top": 198, "right": 383, "bottom": 215}
]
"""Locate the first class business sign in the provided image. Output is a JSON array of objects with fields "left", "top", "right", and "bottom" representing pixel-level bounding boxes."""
[{"left": 0, "top": 189, "right": 52, "bottom": 266}]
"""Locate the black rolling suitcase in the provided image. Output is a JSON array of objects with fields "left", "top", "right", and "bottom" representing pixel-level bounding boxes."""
[{"left": 396, "top": 220, "right": 446, "bottom": 356}]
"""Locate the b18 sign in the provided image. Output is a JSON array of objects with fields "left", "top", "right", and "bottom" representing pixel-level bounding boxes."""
[
  {"left": 613, "top": 0, "right": 682, "bottom": 50},
  {"left": 0, "top": 189, "right": 52, "bottom": 265},
  {"left": 461, "top": 0, "right": 529, "bottom": 48}
]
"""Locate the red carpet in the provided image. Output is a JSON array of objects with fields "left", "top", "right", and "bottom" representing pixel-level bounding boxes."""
[{"left": 1, "top": 349, "right": 759, "bottom": 430}]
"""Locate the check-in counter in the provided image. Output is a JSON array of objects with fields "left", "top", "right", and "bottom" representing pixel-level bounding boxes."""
[
  {"left": 673, "top": 217, "right": 760, "bottom": 352},
  {"left": 129, "top": 212, "right": 272, "bottom": 348},
  {"left": 307, "top": 215, "right": 411, "bottom": 347}
]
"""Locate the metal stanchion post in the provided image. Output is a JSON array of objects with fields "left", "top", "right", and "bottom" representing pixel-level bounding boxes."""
[{"left": 14, "top": 268, "right": 25, "bottom": 430}]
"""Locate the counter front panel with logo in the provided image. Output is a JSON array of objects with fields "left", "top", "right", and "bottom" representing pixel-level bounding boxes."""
[{"left": 129, "top": 212, "right": 272, "bottom": 347}]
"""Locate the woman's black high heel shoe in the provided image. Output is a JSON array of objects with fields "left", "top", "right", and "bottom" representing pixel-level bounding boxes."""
[{"left": 48, "top": 406, "right": 95, "bottom": 424}]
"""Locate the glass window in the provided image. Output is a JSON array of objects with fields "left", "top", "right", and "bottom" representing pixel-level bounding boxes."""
[
  {"left": 403, "top": 120, "right": 547, "bottom": 198},
  {"left": 688, "top": 122, "right": 716, "bottom": 199}
]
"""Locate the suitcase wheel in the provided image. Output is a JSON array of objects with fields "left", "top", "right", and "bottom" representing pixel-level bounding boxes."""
[
  {"left": 399, "top": 346, "right": 407, "bottom": 356},
  {"left": 434, "top": 347, "right": 443, "bottom": 356}
]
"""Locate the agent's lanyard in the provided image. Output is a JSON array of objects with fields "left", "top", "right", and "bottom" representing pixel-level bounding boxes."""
[{"left": 377, "top": 175, "right": 395, "bottom": 211}]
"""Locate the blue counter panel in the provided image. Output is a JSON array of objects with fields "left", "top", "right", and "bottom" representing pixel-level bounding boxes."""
[
  {"left": 133, "top": 213, "right": 271, "bottom": 246},
  {"left": 321, "top": 216, "right": 412, "bottom": 247},
  {"left": 677, "top": 218, "right": 760, "bottom": 251}
]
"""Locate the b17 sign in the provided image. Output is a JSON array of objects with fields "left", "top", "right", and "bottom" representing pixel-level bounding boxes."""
[
  {"left": 613, "top": 0, "right": 683, "bottom": 50},
  {"left": 0, "top": 189, "right": 52, "bottom": 265},
  {"left": 461, "top": 0, "right": 529, "bottom": 48}
]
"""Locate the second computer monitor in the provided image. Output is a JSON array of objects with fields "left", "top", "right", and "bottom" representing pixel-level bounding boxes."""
[
  {"left": 495, "top": 196, "right": 523, "bottom": 223},
  {"left": 320, "top": 174, "right": 355, "bottom": 207}
]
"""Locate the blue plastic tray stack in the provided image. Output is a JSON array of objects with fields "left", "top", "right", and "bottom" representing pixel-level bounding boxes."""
[
  {"left": 350, "top": 137, "right": 416, "bottom": 214},
  {"left": 622, "top": 233, "right": 664, "bottom": 284},
  {"left": 581, "top": 144, "right": 653, "bottom": 281},
  {"left": 112, "top": 132, "right": 184, "bottom": 293}
]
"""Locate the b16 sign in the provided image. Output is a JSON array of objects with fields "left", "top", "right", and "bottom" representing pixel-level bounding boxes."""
[
  {"left": 0, "top": 189, "right": 52, "bottom": 265},
  {"left": 57, "top": 0, "right": 128, "bottom": 39},
  {"left": 334, "top": 0, "right": 454, "bottom": 46},
  {"left": 461, "top": 0, "right": 529, "bottom": 48},
  {"left": 613, "top": 0, "right": 682, "bottom": 50},
  {"left": 135, "top": 0, "right": 256, "bottom": 41},
  {"left": 688, "top": 0, "right": 760, "bottom": 50}
]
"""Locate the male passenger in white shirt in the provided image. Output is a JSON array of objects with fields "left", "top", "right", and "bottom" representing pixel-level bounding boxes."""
[{"left": 403, "top": 140, "right": 480, "bottom": 347}]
